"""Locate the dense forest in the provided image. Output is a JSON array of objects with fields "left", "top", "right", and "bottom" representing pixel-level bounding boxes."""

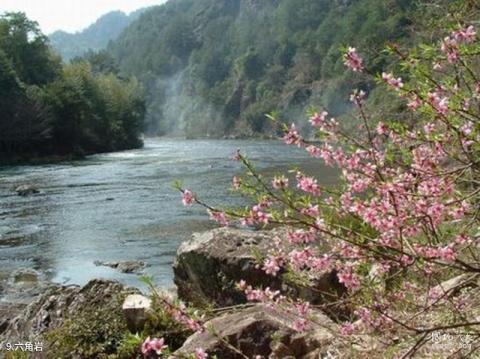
[
  {"left": 0, "top": 13, "right": 145, "bottom": 163},
  {"left": 1, "top": 0, "right": 442, "bottom": 162},
  {"left": 108, "top": 0, "right": 415, "bottom": 137},
  {"left": 50, "top": 10, "right": 145, "bottom": 62}
]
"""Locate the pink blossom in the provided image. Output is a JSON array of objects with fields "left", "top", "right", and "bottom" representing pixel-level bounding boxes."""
[
  {"left": 182, "top": 189, "right": 195, "bottom": 206},
  {"left": 289, "top": 248, "right": 313, "bottom": 269},
  {"left": 460, "top": 121, "right": 473, "bottom": 136},
  {"left": 423, "top": 122, "right": 435, "bottom": 136},
  {"left": 288, "top": 229, "right": 317, "bottom": 244},
  {"left": 141, "top": 338, "right": 151, "bottom": 356},
  {"left": 208, "top": 210, "right": 229, "bottom": 226},
  {"left": 407, "top": 96, "right": 422, "bottom": 111},
  {"left": 312, "top": 254, "right": 333, "bottom": 271},
  {"left": 376, "top": 122, "right": 388, "bottom": 135},
  {"left": 141, "top": 337, "right": 167, "bottom": 356},
  {"left": 263, "top": 256, "right": 282, "bottom": 276},
  {"left": 186, "top": 317, "right": 203, "bottom": 332},
  {"left": 195, "top": 348, "right": 208, "bottom": 359},
  {"left": 296, "top": 301, "right": 310, "bottom": 316},
  {"left": 245, "top": 286, "right": 264, "bottom": 301},
  {"left": 252, "top": 205, "right": 272, "bottom": 224},
  {"left": 272, "top": 175, "right": 289, "bottom": 189},
  {"left": 296, "top": 173, "right": 321, "bottom": 196},
  {"left": 340, "top": 322, "right": 355, "bottom": 336},
  {"left": 245, "top": 287, "right": 280, "bottom": 302},
  {"left": 283, "top": 124, "right": 302, "bottom": 147},
  {"left": 441, "top": 36, "right": 459, "bottom": 63},
  {"left": 452, "top": 25, "right": 476, "bottom": 43},
  {"left": 355, "top": 307, "right": 372, "bottom": 324},
  {"left": 344, "top": 47, "right": 364, "bottom": 72},
  {"left": 450, "top": 200, "right": 469, "bottom": 219},
  {"left": 438, "top": 245, "right": 456, "bottom": 262},
  {"left": 455, "top": 234, "right": 469, "bottom": 245},
  {"left": 319, "top": 144, "right": 335, "bottom": 166},
  {"left": 427, "top": 92, "right": 449, "bottom": 115},
  {"left": 350, "top": 89, "right": 366, "bottom": 105},
  {"left": 399, "top": 255, "right": 414, "bottom": 267},
  {"left": 306, "top": 145, "right": 321, "bottom": 158},
  {"left": 337, "top": 266, "right": 361, "bottom": 291},
  {"left": 293, "top": 318, "right": 307, "bottom": 332},
  {"left": 309, "top": 111, "right": 328, "bottom": 127},
  {"left": 382, "top": 72, "right": 404, "bottom": 90},
  {"left": 301, "top": 204, "right": 320, "bottom": 217}
]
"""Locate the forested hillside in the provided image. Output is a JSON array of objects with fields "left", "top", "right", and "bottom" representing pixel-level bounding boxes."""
[
  {"left": 50, "top": 10, "right": 144, "bottom": 62},
  {"left": 0, "top": 13, "right": 145, "bottom": 163},
  {"left": 108, "top": 0, "right": 415, "bottom": 137}
]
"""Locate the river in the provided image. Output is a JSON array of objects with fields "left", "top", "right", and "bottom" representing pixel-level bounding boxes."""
[{"left": 0, "top": 138, "right": 336, "bottom": 305}]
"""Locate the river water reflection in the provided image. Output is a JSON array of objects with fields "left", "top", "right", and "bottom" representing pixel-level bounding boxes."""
[{"left": 0, "top": 138, "right": 337, "bottom": 299}]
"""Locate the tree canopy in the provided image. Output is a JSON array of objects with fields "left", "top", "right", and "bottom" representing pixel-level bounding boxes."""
[
  {"left": 108, "top": 0, "right": 415, "bottom": 137},
  {"left": 0, "top": 12, "right": 145, "bottom": 163}
]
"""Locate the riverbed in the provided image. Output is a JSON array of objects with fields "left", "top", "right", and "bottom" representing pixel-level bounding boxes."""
[{"left": 0, "top": 138, "right": 336, "bottom": 306}]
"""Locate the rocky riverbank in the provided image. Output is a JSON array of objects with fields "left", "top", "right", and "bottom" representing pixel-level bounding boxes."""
[{"left": 1, "top": 227, "right": 477, "bottom": 358}]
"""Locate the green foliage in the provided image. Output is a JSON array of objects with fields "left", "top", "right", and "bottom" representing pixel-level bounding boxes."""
[
  {"left": 108, "top": 0, "right": 416, "bottom": 137},
  {"left": 116, "top": 333, "right": 144, "bottom": 359},
  {"left": 0, "top": 12, "right": 61, "bottom": 85},
  {"left": 44, "top": 292, "right": 130, "bottom": 358},
  {"left": 0, "top": 12, "right": 145, "bottom": 163},
  {"left": 73, "top": 50, "right": 120, "bottom": 75},
  {"left": 142, "top": 295, "right": 193, "bottom": 350}
]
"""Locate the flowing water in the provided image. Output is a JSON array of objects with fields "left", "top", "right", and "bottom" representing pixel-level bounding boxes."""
[{"left": 0, "top": 138, "right": 336, "bottom": 305}]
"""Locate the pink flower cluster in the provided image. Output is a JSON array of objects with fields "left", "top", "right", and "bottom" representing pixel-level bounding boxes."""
[
  {"left": 427, "top": 91, "right": 449, "bottom": 115},
  {"left": 176, "top": 24, "right": 479, "bottom": 356},
  {"left": 272, "top": 175, "right": 289, "bottom": 189},
  {"left": 195, "top": 348, "right": 208, "bottom": 359},
  {"left": 208, "top": 210, "right": 229, "bottom": 226},
  {"left": 382, "top": 72, "right": 404, "bottom": 90},
  {"left": 282, "top": 124, "right": 302, "bottom": 146},
  {"left": 441, "top": 25, "right": 477, "bottom": 63},
  {"left": 182, "top": 189, "right": 195, "bottom": 206},
  {"left": 263, "top": 255, "right": 283, "bottom": 276},
  {"left": 296, "top": 173, "right": 321, "bottom": 196},
  {"left": 344, "top": 47, "right": 364, "bottom": 72},
  {"left": 141, "top": 337, "right": 167, "bottom": 357},
  {"left": 239, "top": 280, "right": 281, "bottom": 302}
]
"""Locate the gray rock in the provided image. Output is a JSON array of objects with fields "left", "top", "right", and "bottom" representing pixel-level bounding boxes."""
[
  {"left": 0, "top": 279, "right": 136, "bottom": 343},
  {"left": 432, "top": 274, "right": 479, "bottom": 296},
  {"left": 122, "top": 294, "right": 151, "bottom": 333},
  {"left": 0, "top": 303, "right": 26, "bottom": 335},
  {"left": 173, "top": 228, "right": 345, "bottom": 316},
  {"left": 12, "top": 269, "right": 40, "bottom": 284},
  {"left": 173, "top": 304, "right": 336, "bottom": 359},
  {"left": 14, "top": 185, "right": 39, "bottom": 196},
  {"left": 94, "top": 260, "right": 146, "bottom": 274}
]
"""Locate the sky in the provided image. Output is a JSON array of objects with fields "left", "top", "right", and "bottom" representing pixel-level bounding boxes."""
[{"left": 0, "top": 0, "right": 166, "bottom": 34}]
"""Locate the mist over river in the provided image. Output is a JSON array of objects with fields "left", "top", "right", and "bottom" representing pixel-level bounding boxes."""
[{"left": 0, "top": 139, "right": 336, "bottom": 304}]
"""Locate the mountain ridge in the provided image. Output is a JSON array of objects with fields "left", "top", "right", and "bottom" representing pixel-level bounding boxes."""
[
  {"left": 49, "top": 9, "right": 147, "bottom": 61},
  {"left": 107, "top": 0, "right": 414, "bottom": 137}
]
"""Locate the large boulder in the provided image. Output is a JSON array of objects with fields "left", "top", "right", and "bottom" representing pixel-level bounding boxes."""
[
  {"left": 0, "top": 279, "right": 137, "bottom": 343},
  {"left": 173, "top": 228, "right": 345, "bottom": 312},
  {"left": 173, "top": 304, "right": 337, "bottom": 359}
]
